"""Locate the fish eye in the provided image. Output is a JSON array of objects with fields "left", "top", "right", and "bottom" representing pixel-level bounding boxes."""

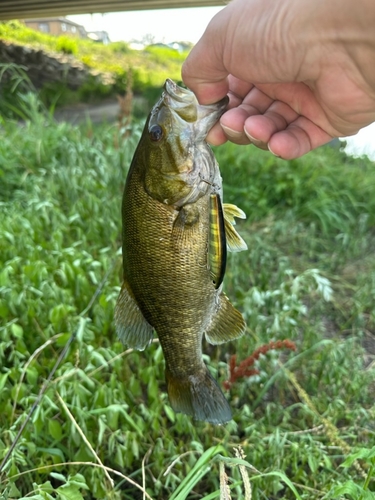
[{"left": 149, "top": 124, "right": 163, "bottom": 142}]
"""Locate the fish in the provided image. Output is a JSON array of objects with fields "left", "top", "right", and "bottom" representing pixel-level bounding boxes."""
[{"left": 115, "top": 79, "right": 248, "bottom": 425}]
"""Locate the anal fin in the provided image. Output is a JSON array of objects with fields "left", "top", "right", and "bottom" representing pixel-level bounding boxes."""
[
  {"left": 114, "top": 280, "right": 153, "bottom": 351},
  {"left": 205, "top": 293, "right": 246, "bottom": 345}
]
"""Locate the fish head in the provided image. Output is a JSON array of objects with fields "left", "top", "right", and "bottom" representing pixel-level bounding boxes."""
[{"left": 140, "top": 79, "right": 228, "bottom": 208}]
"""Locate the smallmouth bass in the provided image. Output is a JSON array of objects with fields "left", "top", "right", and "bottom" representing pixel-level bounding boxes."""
[{"left": 115, "top": 79, "right": 248, "bottom": 424}]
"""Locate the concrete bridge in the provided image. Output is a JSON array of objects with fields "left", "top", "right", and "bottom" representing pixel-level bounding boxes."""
[{"left": 0, "top": 0, "right": 226, "bottom": 20}]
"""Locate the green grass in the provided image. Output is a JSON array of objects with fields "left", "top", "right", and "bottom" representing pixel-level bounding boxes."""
[
  {"left": 0, "top": 21, "right": 186, "bottom": 108},
  {"left": 0, "top": 93, "right": 374, "bottom": 499}
]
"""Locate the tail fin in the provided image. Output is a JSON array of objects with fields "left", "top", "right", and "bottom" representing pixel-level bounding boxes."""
[{"left": 165, "top": 366, "right": 232, "bottom": 425}]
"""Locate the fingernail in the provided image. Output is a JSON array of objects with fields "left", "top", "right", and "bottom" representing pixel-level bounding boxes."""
[
  {"left": 268, "top": 143, "right": 280, "bottom": 158},
  {"left": 221, "top": 125, "right": 243, "bottom": 140},
  {"left": 244, "top": 130, "right": 268, "bottom": 151},
  {"left": 244, "top": 130, "right": 257, "bottom": 143}
]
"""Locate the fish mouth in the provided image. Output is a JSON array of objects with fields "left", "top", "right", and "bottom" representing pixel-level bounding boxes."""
[
  {"left": 164, "top": 78, "right": 195, "bottom": 105},
  {"left": 164, "top": 79, "right": 228, "bottom": 139}
]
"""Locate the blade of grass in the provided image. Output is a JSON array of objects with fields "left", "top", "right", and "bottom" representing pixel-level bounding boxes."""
[
  {"left": 169, "top": 445, "right": 226, "bottom": 500},
  {"left": 214, "top": 456, "right": 302, "bottom": 500}
]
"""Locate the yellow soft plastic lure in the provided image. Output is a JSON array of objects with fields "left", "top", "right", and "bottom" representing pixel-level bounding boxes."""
[{"left": 209, "top": 194, "right": 227, "bottom": 289}]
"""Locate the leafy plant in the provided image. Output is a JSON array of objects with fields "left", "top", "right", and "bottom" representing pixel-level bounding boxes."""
[
  {"left": 0, "top": 20, "right": 186, "bottom": 106},
  {"left": 56, "top": 35, "right": 78, "bottom": 56},
  {"left": 0, "top": 92, "right": 374, "bottom": 498}
]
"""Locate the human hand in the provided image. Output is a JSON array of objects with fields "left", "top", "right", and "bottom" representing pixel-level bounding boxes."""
[{"left": 182, "top": 0, "right": 375, "bottom": 159}]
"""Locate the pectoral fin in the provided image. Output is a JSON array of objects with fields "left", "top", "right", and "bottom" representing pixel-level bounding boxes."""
[
  {"left": 172, "top": 205, "right": 199, "bottom": 247},
  {"left": 205, "top": 293, "right": 246, "bottom": 344},
  {"left": 209, "top": 194, "right": 227, "bottom": 289},
  {"left": 223, "top": 203, "right": 248, "bottom": 252},
  {"left": 114, "top": 279, "right": 153, "bottom": 350}
]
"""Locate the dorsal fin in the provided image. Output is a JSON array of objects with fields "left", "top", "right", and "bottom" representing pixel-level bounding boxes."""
[
  {"left": 223, "top": 203, "right": 248, "bottom": 252},
  {"left": 222, "top": 203, "right": 246, "bottom": 224}
]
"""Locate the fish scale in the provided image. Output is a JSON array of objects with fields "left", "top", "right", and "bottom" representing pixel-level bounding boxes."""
[
  {"left": 124, "top": 169, "right": 212, "bottom": 364},
  {"left": 115, "top": 79, "right": 248, "bottom": 424}
]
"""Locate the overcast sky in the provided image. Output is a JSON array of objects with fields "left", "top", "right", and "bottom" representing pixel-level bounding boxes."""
[{"left": 67, "top": 7, "right": 223, "bottom": 45}]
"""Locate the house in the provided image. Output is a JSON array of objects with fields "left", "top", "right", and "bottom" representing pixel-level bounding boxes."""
[
  {"left": 86, "top": 31, "right": 110, "bottom": 45},
  {"left": 24, "top": 18, "right": 87, "bottom": 38},
  {"left": 169, "top": 41, "right": 193, "bottom": 53}
]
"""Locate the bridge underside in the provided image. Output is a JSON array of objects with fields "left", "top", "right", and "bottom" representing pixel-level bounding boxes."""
[{"left": 0, "top": 0, "right": 225, "bottom": 20}]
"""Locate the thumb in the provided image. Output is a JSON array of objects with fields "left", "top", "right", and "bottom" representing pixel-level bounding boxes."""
[{"left": 181, "top": 11, "right": 230, "bottom": 104}]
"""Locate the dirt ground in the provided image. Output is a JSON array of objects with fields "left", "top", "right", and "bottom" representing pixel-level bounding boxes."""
[{"left": 54, "top": 99, "right": 120, "bottom": 125}]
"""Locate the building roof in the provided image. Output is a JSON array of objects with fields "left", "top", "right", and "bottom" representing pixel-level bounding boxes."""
[
  {"left": 24, "top": 17, "right": 86, "bottom": 28},
  {"left": 0, "top": 0, "right": 224, "bottom": 20}
]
